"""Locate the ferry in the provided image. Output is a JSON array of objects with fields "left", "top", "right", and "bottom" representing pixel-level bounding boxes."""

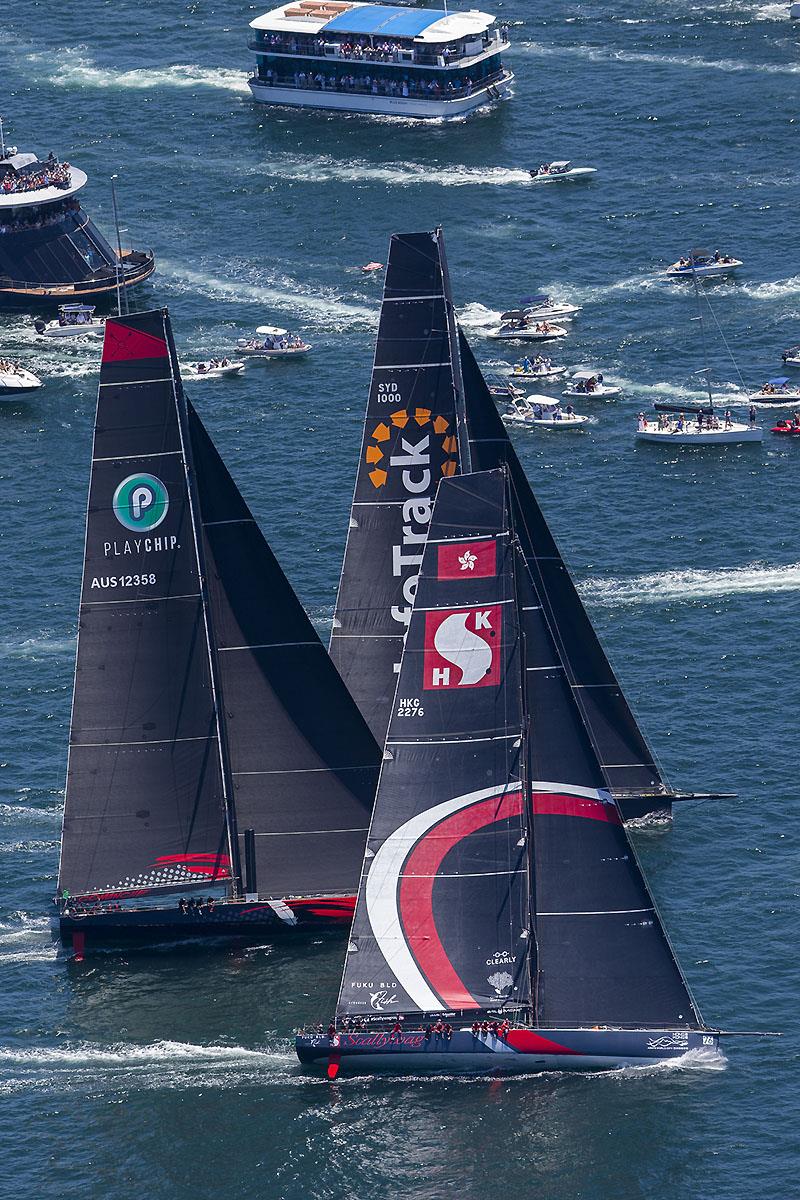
[
  {"left": 248, "top": 1, "right": 513, "bottom": 119},
  {"left": 0, "top": 133, "right": 154, "bottom": 309}
]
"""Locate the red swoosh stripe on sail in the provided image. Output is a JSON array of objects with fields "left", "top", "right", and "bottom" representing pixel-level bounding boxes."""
[
  {"left": 398, "top": 790, "right": 524, "bottom": 1010},
  {"left": 532, "top": 792, "right": 621, "bottom": 825},
  {"left": 102, "top": 319, "right": 168, "bottom": 363}
]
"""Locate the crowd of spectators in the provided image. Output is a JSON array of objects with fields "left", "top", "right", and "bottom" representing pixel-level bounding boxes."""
[
  {"left": 0, "top": 196, "right": 79, "bottom": 235},
  {"left": 258, "top": 31, "right": 471, "bottom": 65},
  {"left": 1, "top": 155, "right": 72, "bottom": 196},
  {"left": 261, "top": 66, "right": 482, "bottom": 98}
]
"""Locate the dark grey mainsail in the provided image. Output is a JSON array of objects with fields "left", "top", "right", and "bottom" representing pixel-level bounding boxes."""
[
  {"left": 330, "top": 228, "right": 722, "bottom": 819},
  {"left": 338, "top": 469, "right": 702, "bottom": 1030},
  {"left": 58, "top": 309, "right": 380, "bottom": 906}
]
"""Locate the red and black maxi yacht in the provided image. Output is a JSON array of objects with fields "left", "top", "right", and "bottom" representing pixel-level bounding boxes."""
[
  {"left": 328, "top": 229, "right": 732, "bottom": 821},
  {"left": 0, "top": 135, "right": 154, "bottom": 309},
  {"left": 296, "top": 468, "right": 725, "bottom": 1075},
  {"left": 54, "top": 309, "right": 381, "bottom": 954}
]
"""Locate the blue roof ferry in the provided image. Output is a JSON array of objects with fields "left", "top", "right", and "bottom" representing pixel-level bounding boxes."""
[{"left": 248, "top": 0, "right": 513, "bottom": 119}]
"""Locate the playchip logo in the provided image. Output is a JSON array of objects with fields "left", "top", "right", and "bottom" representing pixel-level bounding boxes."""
[
  {"left": 112, "top": 473, "right": 169, "bottom": 532},
  {"left": 423, "top": 606, "right": 501, "bottom": 690}
]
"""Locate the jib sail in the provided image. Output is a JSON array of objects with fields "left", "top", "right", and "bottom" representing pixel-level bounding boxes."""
[
  {"left": 58, "top": 310, "right": 233, "bottom": 899},
  {"left": 337, "top": 470, "right": 532, "bottom": 1018}
]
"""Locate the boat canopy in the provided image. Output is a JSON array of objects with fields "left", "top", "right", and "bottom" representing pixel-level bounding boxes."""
[
  {"left": 550, "top": 161, "right": 571, "bottom": 170},
  {"left": 251, "top": 2, "right": 496, "bottom": 42},
  {"left": 519, "top": 294, "right": 550, "bottom": 305},
  {"left": 255, "top": 325, "right": 288, "bottom": 335},
  {"left": 500, "top": 309, "right": 528, "bottom": 322},
  {"left": 571, "top": 370, "right": 600, "bottom": 381},
  {"left": 59, "top": 303, "right": 96, "bottom": 314},
  {"left": 768, "top": 377, "right": 790, "bottom": 386}
]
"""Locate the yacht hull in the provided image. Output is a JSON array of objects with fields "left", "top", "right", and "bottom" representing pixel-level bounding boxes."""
[
  {"left": 248, "top": 73, "right": 513, "bottom": 119},
  {"left": 296, "top": 1027, "right": 719, "bottom": 1075}
]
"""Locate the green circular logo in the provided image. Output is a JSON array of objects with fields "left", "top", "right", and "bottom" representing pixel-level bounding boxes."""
[{"left": 112, "top": 474, "right": 169, "bottom": 532}]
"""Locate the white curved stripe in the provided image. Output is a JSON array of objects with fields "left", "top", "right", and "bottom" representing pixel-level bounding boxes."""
[
  {"left": 365, "top": 783, "right": 522, "bottom": 1013},
  {"left": 531, "top": 780, "right": 610, "bottom": 802}
]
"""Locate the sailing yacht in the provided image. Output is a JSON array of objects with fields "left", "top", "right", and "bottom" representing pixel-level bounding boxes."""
[
  {"left": 54, "top": 309, "right": 381, "bottom": 953},
  {"left": 329, "top": 228, "right": 730, "bottom": 820},
  {"left": 296, "top": 468, "right": 724, "bottom": 1075}
]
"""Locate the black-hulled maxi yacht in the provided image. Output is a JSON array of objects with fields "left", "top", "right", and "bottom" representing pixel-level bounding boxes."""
[
  {"left": 296, "top": 468, "right": 723, "bottom": 1075},
  {"left": 329, "top": 228, "right": 731, "bottom": 820},
  {"left": 54, "top": 310, "right": 381, "bottom": 953}
]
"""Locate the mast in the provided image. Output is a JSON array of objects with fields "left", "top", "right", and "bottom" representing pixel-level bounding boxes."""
[
  {"left": 437, "top": 226, "right": 471, "bottom": 473},
  {"left": 691, "top": 267, "right": 715, "bottom": 411},
  {"left": 110, "top": 175, "right": 128, "bottom": 318}
]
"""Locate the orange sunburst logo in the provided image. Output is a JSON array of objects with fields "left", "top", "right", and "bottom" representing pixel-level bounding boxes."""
[{"left": 365, "top": 409, "right": 458, "bottom": 489}]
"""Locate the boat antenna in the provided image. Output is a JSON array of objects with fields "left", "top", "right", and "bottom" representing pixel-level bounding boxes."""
[
  {"left": 691, "top": 267, "right": 715, "bottom": 411},
  {"left": 110, "top": 174, "right": 127, "bottom": 317}
]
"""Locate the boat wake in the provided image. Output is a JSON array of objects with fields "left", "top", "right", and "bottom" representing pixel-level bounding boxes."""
[
  {"left": 516, "top": 40, "right": 800, "bottom": 76},
  {"left": 739, "top": 274, "right": 800, "bottom": 302},
  {"left": 581, "top": 563, "right": 800, "bottom": 608},
  {"left": 158, "top": 260, "right": 377, "bottom": 329},
  {"left": 600, "top": 1047, "right": 728, "bottom": 1077},
  {"left": 0, "top": 633, "right": 76, "bottom": 661},
  {"left": 253, "top": 155, "right": 532, "bottom": 189},
  {"left": 44, "top": 53, "right": 250, "bottom": 94}
]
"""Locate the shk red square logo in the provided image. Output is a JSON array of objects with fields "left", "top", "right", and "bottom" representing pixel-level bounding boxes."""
[
  {"left": 437, "top": 539, "right": 497, "bottom": 581},
  {"left": 423, "top": 606, "right": 502, "bottom": 690}
]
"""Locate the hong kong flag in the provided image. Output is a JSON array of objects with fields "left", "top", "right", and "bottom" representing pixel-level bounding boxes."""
[{"left": 437, "top": 539, "right": 497, "bottom": 580}]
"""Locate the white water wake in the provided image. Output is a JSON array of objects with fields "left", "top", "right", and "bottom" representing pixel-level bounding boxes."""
[
  {"left": 252, "top": 156, "right": 533, "bottom": 189},
  {"left": 581, "top": 563, "right": 800, "bottom": 608},
  {"left": 47, "top": 57, "right": 250, "bottom": 94},
  {"left": 516, "top": 40, "right": 800, "bottom": 76}
]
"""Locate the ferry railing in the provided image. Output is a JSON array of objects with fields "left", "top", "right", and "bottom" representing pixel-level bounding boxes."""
[
  {"left": 249, "top": 33, "right": 509, "bottom": 68},
  {"left": 250, "top": 65, "right": 510, "bottom": 99},
  {"left": 0, "top": 251, "right": 155, "bottom": 294}
]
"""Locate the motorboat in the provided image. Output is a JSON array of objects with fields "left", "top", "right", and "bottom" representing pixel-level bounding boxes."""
[
  {"left": 33, "top": 303, "right": 105, "bottom": 338},
  {"left": 0, "top": 360, "right": 43, "bottom": 397},
  {"left": 529, "top": 160, "right": 597, "bottom": 183},
  {"left": 181, "top": 359, "right": 245, "bottom": 379},
  {"left": 509, "top": 356, "right": 567, "bottom": 381},
  {"left": 666, "top": 249, "right": 742, "bottom": 280},
  {"left": 746, "top": 377, "right": 800, "bottom": 405},
  {"left": 635, "top": 409, "right": 762, "bottom": 445},
  {"left": 236, "top": 326, "right": 311, "bottom": 359},
  {"left": 487, "top": 317, "right": 568, "bottom": 341},
  {"left": 504, "top": 394, "right": 588, "bottom": 428},
  {"left": 514, "top": 295, "right": 581, "bottom": 321},
  {"left": 771, "top": 418, "right": 800, "bottom": 436},
  {"left": 781, "top": 346, "right": 800, "bottom": 368},
  {"left": 563, "top": 370, "right": 621, "bottom": 399},
  {"left": 361, "top": 262, "right": 383, "bottom": 274},
  {"left": 485, "top": 374, "right": 526, "bottom": 402}
]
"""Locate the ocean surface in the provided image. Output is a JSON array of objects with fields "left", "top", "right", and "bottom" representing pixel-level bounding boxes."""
[{"left": 1, "top": 1, "right": 799, "bottom": 1196}]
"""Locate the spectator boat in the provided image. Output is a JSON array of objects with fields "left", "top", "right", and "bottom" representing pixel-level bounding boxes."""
[
  {"left": 182, "top": 359, "right": 245, "bottom": 379},
  {"left": 782, "top": 346, "right": 800, "bottom": 367},
  {"left": 509, "top": 357, "right": 567, "bottom": 381},
  {"left": 248, "top": 1, "right": 514, "bottom": 120},
  {"left": 0, "top": 360, "right": 43, "bottom": 397},
  {"left": 487, "top": 314, "right": 568, "bottom": 341},
  {"left": 666, "top": 248, "right": 742, "bottom": 280},
  {"left": 529, "top": 161, "right": 597, "bottom": 183},
  {"left": 33, "top": 303, "right": 105, "bottom": 339},
  {"left": 746, "top": 377, "right": 800, "bottom": 406},
  {"left": 504, "top": 394, "right": 588, "bottom": 428},
  {"left": 297, "top": 466, "right": 732, "bottom": 1078},
  {"left": 0, "top": 128, "right": 154, "bottom": 309},
  {"left": 515, "top": 295, "right": 581, "bottom": 321},
  {"left": 771, "top": 418, "right": 800, "bottom": 436},
  {"left": 236, "top": 326, "right": 312, "bottom": 358},
  {"left": 563, "top": 370, "right": 622, "bottom": 399},
  {"left": 636, "top": 407, "right": 762, "bottom": 445}
]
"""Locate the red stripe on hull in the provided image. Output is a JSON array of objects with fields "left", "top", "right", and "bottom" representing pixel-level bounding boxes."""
[
  {"left": 505, "top": 1029, "right": 580, "bottom": 1056},
  {"left": 399, "top": 790, "right": 524, "bottom": 1010}
]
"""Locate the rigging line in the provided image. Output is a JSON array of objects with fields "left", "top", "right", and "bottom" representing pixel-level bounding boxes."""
[{"left": 699, "top": 285, "right": 748, "bottom": 392}]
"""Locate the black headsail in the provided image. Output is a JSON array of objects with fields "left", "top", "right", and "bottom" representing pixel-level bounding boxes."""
[
  {"left": 332, "top": 228, "right": 711, "bottom": 818},
  {"left": 338, "top": 468, "right": 703, "bottom": 1031},
  {"left": 58, "top": 310, "right": 235, "bottom": 900},
  {"left": 338, "top": 470, "right": 532, "bottom": 1018},
  {"left": 58, "top": 309, "right": 380, "bottom": 904}
]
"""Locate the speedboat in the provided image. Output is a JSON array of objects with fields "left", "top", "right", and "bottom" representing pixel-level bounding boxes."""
[
  {"left": 236, "top": 326, "right": 311, "bottom": 359},
  {"left": 529, "top": 160, "right": 597, "bottom": 183},
  {"left": 0, "top": 360, "right": 43, "bottom": 397},
  {"left": 485, "top": 375, "right": 526, "bottom": 403},
  {"left": 781, "top": 346, "right": 800, "bottom": 368},
  {"left": 182, "top": 359, "right": 245, "bottom": 379},
  {"left": 747, "top": 377, "right": 800, "bottom": 405},
  {"left": 510, "top": 356, "right": 567, "bottom": 381},
  {"left": 488, "top": 318, "right": 568, "bottom": 341},
  {"left": 33, "top": 303, "right": 105, "bottom": 339},
  {"left": 504, "top": 394, "right": 588, "bottom": 428},
  {"left": 666, "top": 249, "right": 742, "bottom": 279},
  {"left": 514, "top": 295, "right": 581, "bottom": 321},
  {"left": 771, "top": 418, "right": 800, "bottom": 436},
  {"left": 635, "top": 409, "right": 762, "bottom": 445},
  {"left": 563, "top": 370, "right": 621, "bottom": 399}
]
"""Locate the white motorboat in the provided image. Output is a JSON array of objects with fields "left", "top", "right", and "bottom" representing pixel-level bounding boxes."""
[
  {"left": 635, "top": 410, "right": 762, "bottom": 445},
  {"left": 182, "top": 359, "right": 245, "bottom": 379},
  {"left": 236, "top": 326, "right": 311, "bottom": 359},
  {"left": 666, "top": 248, "right": 742, "bottom": 280},
  {"left": 563, "top": 370, "right": 622, "bottom": 399},
  {"left": 746, "top": 377, "right": 800, "bottom": 406},
  {"left": 488, "top": 318, "right": 568, "bottom": 341},
  {"left": 513, "top": 295, "right": 581, "bottom": 321},
  {"left": 504, "top": 394, "right": 588, "bottom": 428},
  {"left": 509, "top": 356, "right": 567, "bottom": 381},
  {"left": 0, "top": 360, "right": 43, "bottom": 397},
  {"left": 33, "top": 303, "right": 105, "bottom": 339},
  {"left": 529, "top": 160, "right": 597, "bottom": 183},
  {"left": 781, "top": 346, "right": 800, "bottom": 368}
]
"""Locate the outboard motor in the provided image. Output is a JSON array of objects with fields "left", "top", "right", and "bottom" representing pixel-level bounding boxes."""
[{"left": 33, "top": 318, "right": 47, "bottom": 334}]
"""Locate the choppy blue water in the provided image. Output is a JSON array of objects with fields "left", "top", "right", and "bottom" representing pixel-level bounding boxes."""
[{"left": 1, "top": 1, "right": 799, "bottom": 1197}]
